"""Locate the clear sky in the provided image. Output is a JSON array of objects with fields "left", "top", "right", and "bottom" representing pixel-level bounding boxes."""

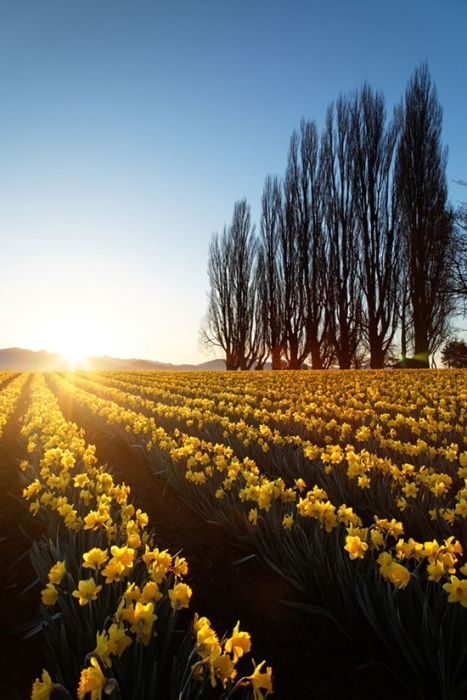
[{"left": 1, "top": 0, "right": 466, "bottom": 365}]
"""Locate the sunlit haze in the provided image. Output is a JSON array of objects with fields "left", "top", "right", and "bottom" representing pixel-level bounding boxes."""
[{"left": 1, "top": 0, "right": 466, "bottom": 364}]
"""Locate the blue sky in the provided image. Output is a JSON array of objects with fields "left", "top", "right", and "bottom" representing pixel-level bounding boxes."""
[{"left": 1, "top": 0, "right": 466, "bottom": 364}]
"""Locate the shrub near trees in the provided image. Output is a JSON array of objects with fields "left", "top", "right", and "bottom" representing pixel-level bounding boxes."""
[
  {"left": 441, "top": 339, "right": 467, "bottom": 368},
  {"left": 202, "top": 63, "right": 463, "bottom": 370}
]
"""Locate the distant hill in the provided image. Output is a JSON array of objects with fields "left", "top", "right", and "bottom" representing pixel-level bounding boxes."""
[{"left": 0, "top": 347, "right": 225, "bottom": 371}]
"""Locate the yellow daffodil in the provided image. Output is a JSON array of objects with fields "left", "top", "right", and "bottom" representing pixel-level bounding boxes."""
[
  {"left": 101, "top": 559, "right": 125, "bottom": 584},
  {"left": 172, "top": 555, "right": 189, "bottom": 577},
  {"left": 77, "top": 657, "right": 107, "bottom": 700},
  {"left": 47, "top": 560, "right": 66, "bottom": 585},
  {"left": 31, "top": 669, "right": 55, "bottom": 700},
  {"left": 126, "top": 601, "right": 157, "bottom": 645},
  {"left": 443, "top": 575, "right": 467, "bottom": 606},
  {"left": 41, "top": 583, "right": 58, "bottom": 606},
  {"left": 106, "top": 623, "right": 132, "bottom": 657},
  {"left": 246, "top": 660, "right": 273, "bottom": 700},
  {"left": 140, "top": 581, "right": 163, "bottom": 603},
  {"left": 72, "top": 577, "right": 102, "bottom": 606},
  {"left": 73, "top": 473, "right": 90, "bottom": 488},
  {"left": 204, "top": 643, "right": 236, "bottom": 688},
  {"left": 126, "top": 532, "right": 141, "bottom": 548},
  {"left": 377, "top": 551, "right": 394, "bottom": 578},
  {"left": 169, "top": 582, "right": 192, "bottom": 610},
  {"left": 194, "top": 614, "right": 219, "bottom": 659},
  {"left": 248, "top": 508, "right": 258, "bottom": 525},
  {"left": 225, "top": 621, "right": 251, "bottom": 663},
  {"left": 210, "top": 652, "right": 236, "bottom": 688},
  {"left": 83, "top": 509, "right": 110, "bottom": 530},
  {"left": 94, "top": 631, "right": 112, "bottom": 668},
  {"left": 30, "top": 499, "right": 40, "bottom": 516},
  {"left": 294, "top": 478, "right": 306, "bottom": 492},
  {"left": 344, "top": 535, "right": 368, "bottom": 560},
  {"left": 82, "top": 548, "right": 109, "bottom": 570},
  {"left": 387, "top": 563, "right": 411, "bottom": 589}
]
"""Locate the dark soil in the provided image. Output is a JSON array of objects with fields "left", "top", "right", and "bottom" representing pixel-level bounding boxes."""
[{"left": 0, "top": 382, "right": 411, "bottom": 700}]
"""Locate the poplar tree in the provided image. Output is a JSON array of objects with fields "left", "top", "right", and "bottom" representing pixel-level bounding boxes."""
[
  {"left": 257, "top": 175, "right": 285, "bottom": 369},
  {"left": 350, "top": 83, "right": 400, "bottom": 367},
  {"left": 202, "top": 200, "right": 260, "bottom": 370},
  {"left": 394, "top": 63, "right": 454, "bottom": 366},
  {"left": 321, "top": 98, "right": 363, "bottom": 368}
]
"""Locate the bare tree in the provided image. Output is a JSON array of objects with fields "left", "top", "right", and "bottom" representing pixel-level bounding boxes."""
[
  {"left": 252, "top": 250, "right": 271, "bottom": 369},
  {"left": 449, "top": 181, "right": 467, "bottom": 312},
  {"left": 350, "top": 83, "right": 400, "bottom": 367},
  {"left": 200, "top": 227, "right": 236, "bottom": 369},
  {"left": 394, "top": 63, "right": 455, "bottom": 366},
  {"left": 257, "top": 175, "right": 285, "bottom": 369},
  {"left": 321, "top": 98, "right": 363, "bottom": 368},
  {"left": 201, "top": 200, "right": 260, "bottom": 370},
  {"left": 454, "top": 181, "right": 467, "bottom": 234},
  {"left": 296, "top": 119, "right": 330, "bottom": 369},
  {"left": 278, "top": 120, "right": 330, "bottom": 369},
  {"left": 280, "top": 131, "right": 309, "bottom": 369},
  {"left": 202, "top": 64, "right": 459, "bottom": 371}
]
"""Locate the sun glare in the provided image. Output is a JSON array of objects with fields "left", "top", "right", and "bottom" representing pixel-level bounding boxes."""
[
  {"left": 42, "top": 314, "right": 113, "bottom": 368},
  {"left": 59, "top": 346, "right": 86, "bottom": 368}
]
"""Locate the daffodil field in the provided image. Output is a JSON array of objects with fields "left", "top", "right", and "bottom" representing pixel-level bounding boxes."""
[
  {"left": 15, "top": 372, "right": 272, "bottom": 700},
  {"left": 6, "top": 368, "right": 467, "bottom": 699},
  {"left": 0, "top": 371, "right": 30, "bottom": 436}
]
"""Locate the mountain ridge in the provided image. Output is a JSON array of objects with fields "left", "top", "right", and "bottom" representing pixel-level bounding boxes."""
[{"left": 0, "top": 347, "right": 225, "bottom": 371}]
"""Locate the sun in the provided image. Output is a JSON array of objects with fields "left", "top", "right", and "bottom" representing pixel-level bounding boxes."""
[
  {"left": 58, "top": 344, "right": 87, "bottom": 368},
  {"left": 43, "top": 313, "right": 113, "bottom": 368}
]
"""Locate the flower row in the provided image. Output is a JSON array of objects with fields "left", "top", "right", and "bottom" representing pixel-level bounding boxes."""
[{"left": 19, "top": 373, "right": 272, "bottom": 700}]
